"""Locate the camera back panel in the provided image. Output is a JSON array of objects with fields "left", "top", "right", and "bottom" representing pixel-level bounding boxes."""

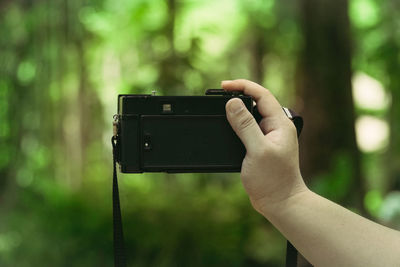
[{"left": 117, "top": 95, "right": 254, "bottom": 173}]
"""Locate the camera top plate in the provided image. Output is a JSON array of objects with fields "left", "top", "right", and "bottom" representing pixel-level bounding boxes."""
[{"left": 118, "top": 91, "right": 254, "bottom": 116}]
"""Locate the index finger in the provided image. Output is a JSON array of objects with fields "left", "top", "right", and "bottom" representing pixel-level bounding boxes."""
[{"left": 221, "top": 79, "right": 285, "bottom": 120}]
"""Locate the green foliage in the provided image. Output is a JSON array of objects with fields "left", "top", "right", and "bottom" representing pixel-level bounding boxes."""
[
  {"left": 1, "top": 0, "right": 399, "bottom": 265},
  {"left": 310, "top": 152, "right": 354, "bottom": 203},
  {"left": 1, "top": 177, "right": 285, "bottom": 266}
]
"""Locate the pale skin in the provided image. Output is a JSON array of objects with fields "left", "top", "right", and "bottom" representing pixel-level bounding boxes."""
[{"left": 222, "top": 79, "right": 400, "bottom": 267}]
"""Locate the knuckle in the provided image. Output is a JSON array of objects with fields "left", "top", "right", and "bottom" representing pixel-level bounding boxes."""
[{"left": 237, "top": 112, "right": 255, "bottom": 130}]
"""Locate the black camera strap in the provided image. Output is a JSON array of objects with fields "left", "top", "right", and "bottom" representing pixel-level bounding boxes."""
[
  {"left": 283, "top": 108, "right": 306, "bottom": 267},
  {"left": 112, "top": 136, "right": 127, "bottom": 267},
  {"left": 111, "top": 108, "right": 305, "bottom": 267}
]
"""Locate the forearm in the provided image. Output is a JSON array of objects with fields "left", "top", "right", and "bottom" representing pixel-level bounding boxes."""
[{"left": 262, "top": 189, "right": 400, "bottom": 267}]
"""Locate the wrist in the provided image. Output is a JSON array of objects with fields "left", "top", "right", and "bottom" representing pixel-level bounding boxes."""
[{"left": 256, "top": 181, "right": 311, "bottom": 219}]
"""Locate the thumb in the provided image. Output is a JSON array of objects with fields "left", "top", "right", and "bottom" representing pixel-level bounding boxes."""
[{"left": 226, "top": 98, "right": 265, "bottom": 153}]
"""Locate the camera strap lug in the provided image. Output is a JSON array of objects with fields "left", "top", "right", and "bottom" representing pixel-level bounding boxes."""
[
  {"left": 282, "top": 107, "right": 293, "bottom": 119},
  {"left": 281, "top": 108, "right": 303, "bottom": 138},
  {"left": 113, "top": 114, "right": 120, "bottom": 137}
]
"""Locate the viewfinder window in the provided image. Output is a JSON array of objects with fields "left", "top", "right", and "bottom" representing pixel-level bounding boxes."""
[{"left": 163, "top": 104, "right": 172, "bottom": 112}]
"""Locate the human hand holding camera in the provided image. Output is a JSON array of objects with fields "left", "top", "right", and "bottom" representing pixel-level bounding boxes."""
[
  {"left": 222, "top": 79, "right": 308, "bottom": 215},
  {"left": 223, "top": 79, "right": 400, "bottom": 267}
]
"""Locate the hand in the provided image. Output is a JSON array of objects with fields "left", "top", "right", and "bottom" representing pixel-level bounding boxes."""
[{"left": 222, "top": 79, "right": 308, "bottom": 215}]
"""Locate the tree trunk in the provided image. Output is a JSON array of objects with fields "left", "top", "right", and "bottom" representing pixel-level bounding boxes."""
[
  {"left": 250, "top": 27, "right": 266, "bottom": 85},
  {"left": 296, "top": 0, "right": 366, "bottom": 212},
  {"left": 382, "top": 0, "right": 400, "bottom": 192}
]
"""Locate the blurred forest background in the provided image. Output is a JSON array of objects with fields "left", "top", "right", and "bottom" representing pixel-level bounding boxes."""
[{"left": 1, "top": 0, "right": 400, "bottom": 266}]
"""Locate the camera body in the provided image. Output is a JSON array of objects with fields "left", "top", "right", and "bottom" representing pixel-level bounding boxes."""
[{"left": 114, "top": 90, "right": 260, "bottom": 173}]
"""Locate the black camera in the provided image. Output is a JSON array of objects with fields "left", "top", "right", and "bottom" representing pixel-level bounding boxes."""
[
  {"left": 113, "top": 89, "right": 302, "bottom": 173},
  {"left": 113, "top": 89, "right": 264, "bottom": 173}
]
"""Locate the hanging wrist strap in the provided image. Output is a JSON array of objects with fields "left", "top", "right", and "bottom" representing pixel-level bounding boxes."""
[
  {"left": 286, "top": 241, "right": 298, "bottom": 267},
  {"left": 112, "top": 136, "right": 127, "bottom": 267},
  {"left": 283, "top": 107, "right": 304, "bottom": 267}
]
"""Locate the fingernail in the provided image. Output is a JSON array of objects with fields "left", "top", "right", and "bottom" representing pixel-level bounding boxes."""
[
  {"left": 221, "top": 80, "right": 232, "bottom": 86},
  {"left": 229, "top": 98, "right": 244, "bottom": 114}
]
